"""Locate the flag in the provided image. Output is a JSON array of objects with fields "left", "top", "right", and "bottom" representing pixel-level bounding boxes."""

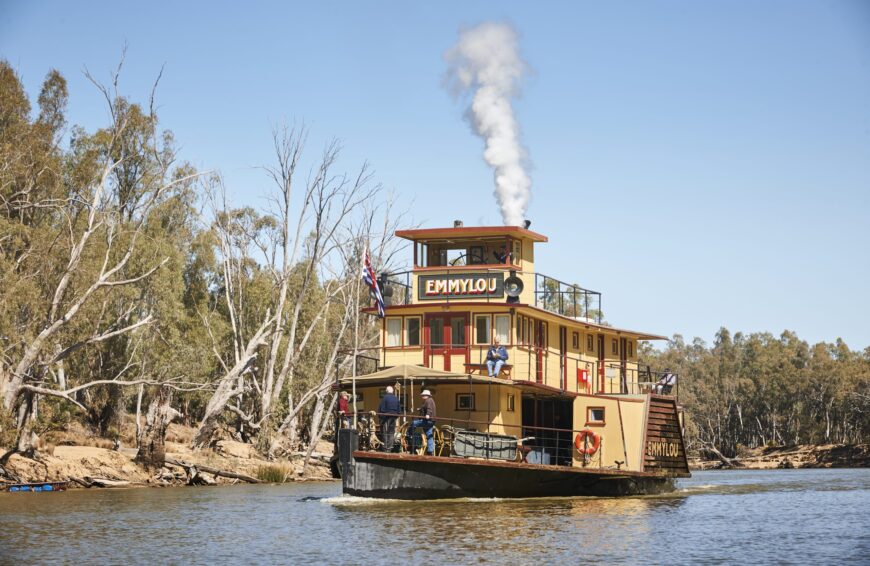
[{"left": 362, "top": 249, "right": 385, "bottom": 317}]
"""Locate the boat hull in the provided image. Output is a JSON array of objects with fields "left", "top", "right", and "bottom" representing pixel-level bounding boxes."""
[{"left": 341, "top": 450, "right": 676, "bottom": 500}]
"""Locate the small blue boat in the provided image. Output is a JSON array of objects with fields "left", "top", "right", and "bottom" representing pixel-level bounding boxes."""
[{"left": 2, "top": 481, "right": 68, "bottom": 492}]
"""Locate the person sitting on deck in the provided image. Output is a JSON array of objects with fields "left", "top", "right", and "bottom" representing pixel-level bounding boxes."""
[
  {"left": 407, "top": 390, "right": 436, "bottom": 456},
  {"left": 377, "top": 386, "right": 401, "bottom": 452},
  {"left": 486, "top": 339, "right": 509, "bottom": 377},
  {"left": 655, "top": 370, "right": 677, "bottom": 395}
]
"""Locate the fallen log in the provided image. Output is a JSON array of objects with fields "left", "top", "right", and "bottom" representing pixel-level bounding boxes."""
[
  {"left": 701, "top": 442, "right": 744, "bottom": 468},
  {"left": 69, "top": 476, "right": 93, "bottom": 488},
  {"left": 86, "top": 477, "right": 131, "bottom": 488},
  {"left": 70, "top": 476, "right": 132, "bottom": 488},
  {"left": 165, "top": 458, "right": 260, "bottom": 484}
]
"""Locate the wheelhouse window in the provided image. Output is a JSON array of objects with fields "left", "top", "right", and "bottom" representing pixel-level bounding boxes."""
[
  {"left": 572, "top": 332, "right": 580, "bottom": 350},
  {"left": 611, "top": 338, "right": 618, "bottom": 355},
  {"left": 406, "top": 317, "right": 421, "bottom": 347},
  {"left": 474, "top": 315, "right": 491, "bottom": 344},
  {"left": 627, "top": 340, "right": 633, "bottom": 358},
  {"left": 414, "top": 238, "right": 523, "bottom": 268},
  {"left": 494, "top": 314, "right": 510, "bottom": 344},
  {"left": 587, "top": 334, "right": 594, "bottom": 352},
  {"left": 386, "top": 318, "right": 402, "bottom": 347},
  {"left": 506, "top": 394, "right": 515, "bottom": 412}
]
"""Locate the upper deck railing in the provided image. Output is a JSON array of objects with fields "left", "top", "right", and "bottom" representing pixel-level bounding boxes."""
[
  {"left": 342, "top": 344, "right": 678, "bottom": 400},
  {"left": 534, "top": 273, "right": 602, "bottom": 324},
  {"left": 377, "top": 268, "right": 603, "bottom": 323}
]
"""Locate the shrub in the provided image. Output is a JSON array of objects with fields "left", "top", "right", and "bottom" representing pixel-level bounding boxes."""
[{"left": 255, "top": 464, "right": 293, "bottom": 483}]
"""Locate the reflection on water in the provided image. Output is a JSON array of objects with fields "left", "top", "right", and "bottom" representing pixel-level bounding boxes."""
[{"left": 1, "top": 469, "right": 868, "bottom": 564}]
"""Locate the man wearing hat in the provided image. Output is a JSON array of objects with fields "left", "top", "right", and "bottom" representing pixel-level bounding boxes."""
[{"left": 408, "top": 390, "right": 437, "bottom": 455}]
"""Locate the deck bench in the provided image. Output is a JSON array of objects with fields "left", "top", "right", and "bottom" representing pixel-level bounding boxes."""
[{"left": 464, "top": 362, "right": 513, "bottom": 378}]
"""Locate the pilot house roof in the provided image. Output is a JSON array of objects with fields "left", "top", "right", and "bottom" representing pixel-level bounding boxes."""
[{"left": 395, "top": 225, "right": 549, "bottom": 243}]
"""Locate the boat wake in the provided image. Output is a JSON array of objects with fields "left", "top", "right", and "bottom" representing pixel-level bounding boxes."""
[{"left": 322, "top": 494, "right": 506, "bottom": 506}]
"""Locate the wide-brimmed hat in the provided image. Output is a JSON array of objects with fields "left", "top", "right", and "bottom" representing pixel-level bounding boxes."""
[{"left": 421, "top": 390, "right": 431, "bottom": 396}]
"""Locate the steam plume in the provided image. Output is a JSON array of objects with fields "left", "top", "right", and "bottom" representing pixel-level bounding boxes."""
[{"left": 445, "top": 22, "right": 531, "bottom": 227}]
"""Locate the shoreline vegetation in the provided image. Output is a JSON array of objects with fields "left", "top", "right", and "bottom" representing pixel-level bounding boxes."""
[{"left": 2, "top": 62, "right": 868, "bottom": 491}]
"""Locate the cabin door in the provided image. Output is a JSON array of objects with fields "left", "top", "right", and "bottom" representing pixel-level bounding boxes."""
[
  {"left": 597, "top": 334, "right": 605, "bottom": 393},
  {"left": 425, "top": 313, "right": 468, "bottom": 372},
  {"left": 619, "top": 337, "right": 628, "bottom": 394},
  {"left": 534, "top": 320, "right": 547, "bottom": 384},
  {"left": 559, "top": 326, "right": 568, "bottom": 390}
]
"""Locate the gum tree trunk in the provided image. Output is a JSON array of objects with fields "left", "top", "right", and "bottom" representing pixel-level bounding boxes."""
[{"left": 136, "top": 387, "right": 181, "bottom": 470}]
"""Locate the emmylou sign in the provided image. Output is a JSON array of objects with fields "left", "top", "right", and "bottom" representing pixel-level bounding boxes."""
[{"left": 418, "top": 272, "right": 505, "bottom": 300}]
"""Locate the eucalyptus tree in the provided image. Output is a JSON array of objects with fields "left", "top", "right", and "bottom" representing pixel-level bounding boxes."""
[{"left": 0, "top": 60, "right": 200, "bottom": 453}]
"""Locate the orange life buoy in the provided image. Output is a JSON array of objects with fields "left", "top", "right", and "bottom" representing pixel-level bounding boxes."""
[{"left": 574, "top": 430, "right": 601, "bottom": 455}]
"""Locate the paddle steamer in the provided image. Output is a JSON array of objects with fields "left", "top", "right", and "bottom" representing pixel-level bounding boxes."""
[{"left": 335, "top": 222, "right": 689, "bottom": 499}]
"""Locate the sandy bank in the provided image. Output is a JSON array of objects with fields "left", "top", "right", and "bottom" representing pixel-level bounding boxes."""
[
  {"left": 1, "top": 423, "right": 336, "bottom": 488},
  {"left": 690, "top": 443, "right": 870, "bottom": 471}
]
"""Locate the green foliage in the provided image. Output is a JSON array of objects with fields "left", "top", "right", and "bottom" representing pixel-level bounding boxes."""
[{"left": 642, "top": 327, "right": 870, "bottom": 457}]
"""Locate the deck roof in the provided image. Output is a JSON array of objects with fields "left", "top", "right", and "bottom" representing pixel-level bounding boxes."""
[{"left": 396, "top": 225, "right": 548, "bottom": 243}]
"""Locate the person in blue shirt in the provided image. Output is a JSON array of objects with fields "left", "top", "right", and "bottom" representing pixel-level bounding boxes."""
[
  {"left": 377, "top": 385, "right": 401, "bottom": 451},
  {"left": 486, "top": 338, "right": 509, "bottom": 377}
]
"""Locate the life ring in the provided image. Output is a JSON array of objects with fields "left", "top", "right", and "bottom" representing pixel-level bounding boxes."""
[{"left": 574, "top": 430, "right": 601, "bottom": 455}]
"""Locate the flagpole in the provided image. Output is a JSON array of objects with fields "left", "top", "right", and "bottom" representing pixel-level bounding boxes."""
[{"left": 352, "top": 238, "right": 363, "bottom": 429}]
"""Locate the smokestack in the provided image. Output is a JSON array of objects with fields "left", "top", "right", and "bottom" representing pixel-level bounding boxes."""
[
  {"left": 445, "top": 22, "right": 531, "bottom": 227},
  {"left": 454, "top": 220, "right": 464, "bottom": 228}
]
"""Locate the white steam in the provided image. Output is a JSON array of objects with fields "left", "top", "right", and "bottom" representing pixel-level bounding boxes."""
[{"left": 445, "top": 22, "right": 531, "bottom": 227}]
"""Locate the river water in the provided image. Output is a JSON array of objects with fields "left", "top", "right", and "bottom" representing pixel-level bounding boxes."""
[{"left": 0, "top": 469, "right": 867, "bottom": 565}]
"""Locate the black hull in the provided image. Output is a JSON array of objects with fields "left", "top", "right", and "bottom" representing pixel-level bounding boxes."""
[{"left": 342, "top": 451, "right": 676, "bottom": 500}]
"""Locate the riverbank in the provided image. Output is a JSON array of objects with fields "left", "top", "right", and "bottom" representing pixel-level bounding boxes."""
[
  {"left": 0, "top": 422, "right": 335, "bottom": 489},
  {"left": 690, "top": 443, "right": 870, "bottom": 471}
]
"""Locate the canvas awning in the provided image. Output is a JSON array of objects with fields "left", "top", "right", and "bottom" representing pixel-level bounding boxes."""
[{"left": 338, "top": 364, "right": 512, "bottom": 386}]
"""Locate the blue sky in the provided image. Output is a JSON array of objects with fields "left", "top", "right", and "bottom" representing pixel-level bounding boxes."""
[{"left": 2, "top": 1, "right": 869, "bottom": 348}]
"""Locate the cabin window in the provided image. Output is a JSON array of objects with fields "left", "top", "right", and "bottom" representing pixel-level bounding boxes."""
[
  {"left": 456, "top": 393, "right": 475, "bottom": 411},
  {"left": 506, "top": 394, "right": 515, "bottom": 412},
  {"left": 451, "top": 317, "right": 467, "bottom": 346},
  {"left": 494, "top": 314, "right": 511, "bottom": 344},
  {"left": 386, "top": 318, "right": 402, "bottom": 347},
  {"left": 587, "top": 334, "right": 594, "bottom": 352},
  {"left": 611, "top": 338, "right": 618, "bottom": 355},
  {"left": 406, "top": 317, "right": 421, "bottom": 347},
  {"left": 572, "top": 332, "right": 580, "bottom": 349},
  {"left": 587, "top": 407, "right": 605, "bottom": 425},
  {"left": 627, "top": 340, "right": 633, "bottom": 358},
  {"left": 518, "top": 315, "right": 531, "bottom": 346},
  {"left": 474, "top": 315, "right": 491, "bottom": 344}
]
